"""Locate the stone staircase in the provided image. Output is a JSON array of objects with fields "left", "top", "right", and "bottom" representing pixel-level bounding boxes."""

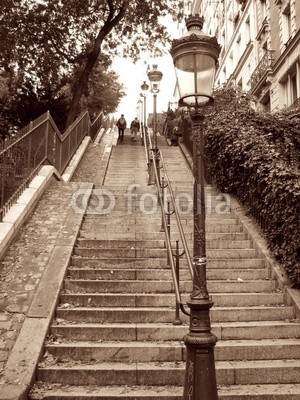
[{"left": 29, "top": 140, "right": 300, "bottom": 399}]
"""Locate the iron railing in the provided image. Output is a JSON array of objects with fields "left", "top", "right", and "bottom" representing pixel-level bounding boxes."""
[
  {"left": 250, "top": 50, "right": 274, "bottom": 91},
  {"left": 147, "top": 138, "right": 193, "bottom": 321},
  {"left": 0, "top": 110, "right": 104, "bottom": 220}
]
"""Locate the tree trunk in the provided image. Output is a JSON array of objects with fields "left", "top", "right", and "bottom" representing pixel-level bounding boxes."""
[
  {"left": 65, "top": 52, "right": 98, "bottom": 128},
  {"left": 65, "top": 3, "right": 127, "bottom": 130}
]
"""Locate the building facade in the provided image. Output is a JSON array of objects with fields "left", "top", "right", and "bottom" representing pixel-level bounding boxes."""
[{"left": 192, "top": 0, "right": 300, "bottom": 112}]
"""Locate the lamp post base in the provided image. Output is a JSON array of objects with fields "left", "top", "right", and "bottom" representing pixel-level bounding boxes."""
[{"left": 183, "top": 299, "right": 218, "bottom": 400}]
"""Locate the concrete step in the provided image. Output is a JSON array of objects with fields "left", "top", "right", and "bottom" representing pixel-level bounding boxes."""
[
  {"left": 55, "top": 305, "right": 294, "bottom": 323},
  {"left": 59, "top": 292, "right": 285, "bottom": 308},
  {"left": 43, "top": 339, "right": 300, "bottom": 363},
  {"left": 50, "top": 321, "right": 300, "bottom": 342},
  {"left": 76, "top": 238, "right": 165, "bottom": 249},
  {"left": 29, "top": 382, "right": 300, "bottom": 400},
  {"left": 64, "top": 279, "right": 276, "bottom": 293},
  {"left": 71, "top": 256, "right": 265, "bottom": 269},
  {"left": 76, "top": 238, "right": 253, "bottom": 250},
  {"left": 73, "top": 248, "right": 258, "bottom": 259},
  {"left": 71, "top": 257, "right": 167, "bottom": 268},
  {"left": 80, "top": 231, "right": 248, "bottom": 241},
  {"left": 80, "top": 223, "right": 244, "bottom": 234},
  {"left": 73, "top": 248, "right": 167, "bottom": 258},
  {"left": 66, "top": 267, "right": 269, "bottom": 281},
  {"left": 35, "top": 359, "right": 300, "bottom": 386},
  {"left": 82, "top": 216, "right": 240, "bottom": 226}
]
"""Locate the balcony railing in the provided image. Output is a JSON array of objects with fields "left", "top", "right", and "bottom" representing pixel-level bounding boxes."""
[{"left": 250, "top": 50, "right": 274, "bottom": 91}]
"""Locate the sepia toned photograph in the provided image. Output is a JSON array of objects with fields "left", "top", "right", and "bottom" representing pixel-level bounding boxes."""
[{"left": 0, "top": 1, "right": 299, "bottom": 399}]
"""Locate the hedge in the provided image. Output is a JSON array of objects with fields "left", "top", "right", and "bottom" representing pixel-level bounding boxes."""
[
  {"left": 204, "top": 88, "right": 300, "bottom": 288},
  {"left": 165, "top": 88, "right": 300, "bottom": 288}
]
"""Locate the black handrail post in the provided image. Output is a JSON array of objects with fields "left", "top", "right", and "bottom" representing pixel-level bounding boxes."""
[
  {"left": 167, "top": 201, "right": 171, "bottom": 266},
  {"left": 160, "top": 177, "right": 165, "bottom": 232}
]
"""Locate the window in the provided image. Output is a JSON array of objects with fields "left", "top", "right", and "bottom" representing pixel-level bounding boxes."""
[
  {"left": 260, "top": 0, "right": 266, "bottom": 20},
  {"left": 281, "top": 64, "right": 299, "bottom": 106},
  {"left": 223, "top": 66, "right": 227, "bottom": 81},
  {"left": 291, "top": 74, "right": 297, "bottom": 104},
  {"left": 282, "top": 2, "right": 292, "bottom": 44},
  {"left": 236, "top": 34, "right": 241, "bottom": 57},
  {"left": 245, "top": 15, "right": 251, "bottom": 43}
]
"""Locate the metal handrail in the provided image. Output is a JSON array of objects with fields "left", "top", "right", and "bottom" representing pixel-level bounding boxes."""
[
  {"left": 149, "top": 146, "right": 191, "bottom": 316},
  {"left": 143, "top": 126, "right": 149, "bottom": 166},
  {"left": 159, "top": 151, "right": 194, "bottom": 279},
  {"left": 0, "top": 109, "right": 104, "bottom": 221}
]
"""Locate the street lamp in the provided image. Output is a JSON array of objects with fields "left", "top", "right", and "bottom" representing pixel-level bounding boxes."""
[
  {"left": 141, "top": 81, "right": 149, "bottom": 127},
  {"left": 147, "top": 65, "right": 163, "bottom": 185},
  {"left": 147, "top": 65, "right": 163, "bottom": 152},
  {"left": 170, "top": 14, "right": 220, "bottom": 400},
  {"left": 140, "top": 81, "right": 149, "bottom": 147}
]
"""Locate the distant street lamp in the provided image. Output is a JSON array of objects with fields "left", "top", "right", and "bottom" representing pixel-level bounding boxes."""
[
  {"left": 170, "top": 14, "right": 221, "bottom": 400},
  {"left": 140, "top": 81, "right": 149, "bottom": 147},
  {"left": 137, "top": 99, "right": 143, "bottom": 145},
  {"left": 140, "top": 81, "right": 149, "bottom": 128},
  {"left": 147, "top": 65, "right": 163, "bottom": 152}
]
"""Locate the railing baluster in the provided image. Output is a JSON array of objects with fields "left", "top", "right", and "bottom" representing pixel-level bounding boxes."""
[
  {"left": 173, "top": 240, "right": 183, "bottom": 326},
  {"left": 0, "top": 109, "right": 104, "bottom": 220}
]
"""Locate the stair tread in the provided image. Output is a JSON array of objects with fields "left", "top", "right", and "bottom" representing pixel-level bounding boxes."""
[
  {"left": 44, "top": 338, "right": 300, "bottom": 347},
  {"left": 64, "top": 278, "right": 273, "bottom": 283},
  {"left": 60, "top": 292, "right": 283, "bottom": 297},
  {"left": 37, "top": 359, "right": 300, "bottom": 369},
  {"left": 56, "top": 305, "right": 292, "bottom": 310},
  {"left": 29, "top": 383, "right": 300, "bottom": 396},
  {"left": 51, "top": 320, "right": 298, "bottom": 327}
]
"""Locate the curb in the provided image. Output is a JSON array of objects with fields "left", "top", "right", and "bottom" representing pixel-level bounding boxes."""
[
  {"left": 61, "top": 136, "right": 91, "bottom": 182},
  {"left": 0, "top": 183, "right": 94, "bottom": 400},
  {"left": 0, "top": 166, "right": 60, "bottom": 260}
]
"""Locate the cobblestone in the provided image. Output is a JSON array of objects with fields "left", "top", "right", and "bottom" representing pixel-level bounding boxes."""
[
  {"left": 72, "top": 129, "right": 114, "bottom": 185},
  {"left": 0, "top": 179, "right": 83, "bottom": 373}
]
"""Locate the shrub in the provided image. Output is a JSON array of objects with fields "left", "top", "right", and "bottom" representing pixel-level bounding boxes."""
[{"left": 204, "top": 88, "right": 300, "bottom": 288}]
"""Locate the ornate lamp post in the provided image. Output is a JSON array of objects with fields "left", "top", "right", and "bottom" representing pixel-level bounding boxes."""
[
  {"left": 140, "top": 81, "right": 149, "bottom": 147},
  {"left": 147, "top": 65, "right": 163, "bottom": 185},
  {"left": 170, "top": 14, "right": 220, "bottom": 400},
  {"left": 147, "top": 65, "right": 163, "bottom": 152},
  {"left": 140, "top": 81, "right": 149, "bottom": 127}
]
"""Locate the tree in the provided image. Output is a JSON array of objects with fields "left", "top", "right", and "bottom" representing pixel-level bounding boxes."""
[
  {"left": 81, "top": 58, "right": 125, "bottom": 117},
  {"left": 0, "top": 0, "right": 183, "bottom": 129}
]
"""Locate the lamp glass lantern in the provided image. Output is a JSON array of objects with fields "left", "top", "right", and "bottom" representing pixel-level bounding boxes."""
[
  {"left": 147, "top": 65, "right": 163, "bottom": 93},
  {"left": 141, "top": 81, "right": 149, "bottom": 92},
  {"left": 171, "top": 15, "right": 220, "bottom": 106}
]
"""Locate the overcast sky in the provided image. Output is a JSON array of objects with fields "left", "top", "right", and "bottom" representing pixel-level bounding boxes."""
[{"left": 112, "top": 15, "right": 180, "bottom": 123}]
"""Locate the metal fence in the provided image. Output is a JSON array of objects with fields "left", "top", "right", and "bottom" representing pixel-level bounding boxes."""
[{"left": 0, "top": 110, "right": 103, "bottom": 220}]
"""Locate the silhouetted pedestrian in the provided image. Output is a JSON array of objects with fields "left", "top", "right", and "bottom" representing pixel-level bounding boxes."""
[
  {"left": 130, "top": 118, "right": 140, "bottom": 141},
  {"left": 116, "top": 114, "right": 127, "bottom": 142}
]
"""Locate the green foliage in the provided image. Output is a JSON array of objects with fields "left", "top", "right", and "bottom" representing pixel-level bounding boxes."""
[
  {"left": 164, "top": 109, "right": 181, "bottom": 138},
  {"left": 203, "top": 88, "right": 300, "bottom": 288},
  {"left": 0, "top": 0, "right": 183, "bottom": 128}
]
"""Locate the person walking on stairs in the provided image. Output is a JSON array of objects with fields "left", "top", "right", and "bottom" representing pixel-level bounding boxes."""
[
  {"left": 130, "top": 117, "right": 140, "bottom": 141},
  {"left": 116, "top": 114, "right": 127, "bottom": 142}
]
